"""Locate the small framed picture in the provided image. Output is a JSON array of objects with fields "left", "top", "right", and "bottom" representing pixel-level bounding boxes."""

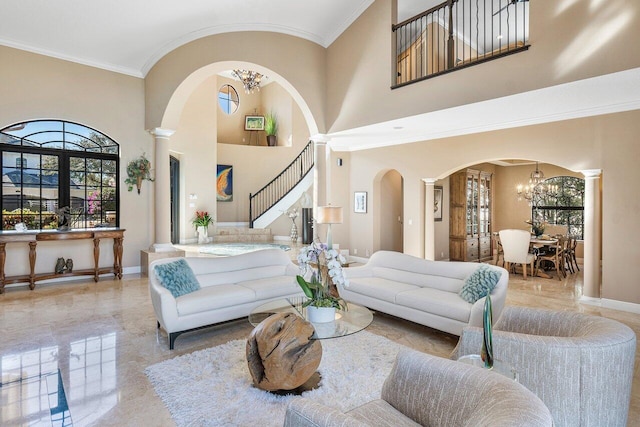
[
  {"left": 244, "top": 115, "right": 265, "bottom": 131},
  {"left": 354, "top": 191, "right": 367, "bottom": 213},
  {"left": 434, "top": 186, "right": 443, "bottom": 221}
]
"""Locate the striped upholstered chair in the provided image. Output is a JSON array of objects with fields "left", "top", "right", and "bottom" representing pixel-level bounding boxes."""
[
  {"left": 455, "top": 306, "right": 636, "bottom": 427},
  {"left": 283, "top": 349, "right": 552, "bottom": 427}
]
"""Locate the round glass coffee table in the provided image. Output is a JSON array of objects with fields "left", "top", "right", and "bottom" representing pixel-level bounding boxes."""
[{"left": 249, "top": 296, "right": 373, "bottom": 339}]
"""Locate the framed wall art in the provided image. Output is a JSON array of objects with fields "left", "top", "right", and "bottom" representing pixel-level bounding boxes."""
[
  {"left": 244, "top": 115, "right": 265, "bottom": 131},
  {"left": 354, "top": 191, "right": 367, "bottom": 213},
  {"left": 217, "top": 164, "right": 233, "bottom": 201},
  {"left": 434, "top": 186, "right": 443, "bottom": 221}
]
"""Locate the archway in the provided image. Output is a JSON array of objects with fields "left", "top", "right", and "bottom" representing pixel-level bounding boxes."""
[
  {"left": 158, "top": 61, "right": 319, "bottom": 137},
  {"left": 373, "top": 169, "right": 404, "bottom": 253}
]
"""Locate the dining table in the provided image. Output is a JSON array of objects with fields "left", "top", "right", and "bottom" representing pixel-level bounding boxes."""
[{"left": 530, "top": 237, "right": 559, "bottom": 279}]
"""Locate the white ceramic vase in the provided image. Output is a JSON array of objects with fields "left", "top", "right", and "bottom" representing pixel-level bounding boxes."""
[
  {"left": 307, "top": 306, "right": 336, "bottom": 323},
  {"left": 197, "top": 226, "right": 208, "bottom": 244}
]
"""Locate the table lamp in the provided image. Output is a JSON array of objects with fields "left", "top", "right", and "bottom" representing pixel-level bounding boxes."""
[{"left": 316, "top": 206, "right": 343, "bottom": 250}]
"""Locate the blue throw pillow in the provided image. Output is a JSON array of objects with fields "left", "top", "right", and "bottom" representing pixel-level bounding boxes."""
[
  {"left": 154, "top": 259, "right": 200, "bottom": 298},
  {"left": 459, "top": 264, "right": 501, "bottom": 304}
]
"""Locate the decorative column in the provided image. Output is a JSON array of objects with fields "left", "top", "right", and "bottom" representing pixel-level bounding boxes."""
[
  {"left": 312, "top": 135, "right": 330, "bottom": 241},
  {"left": 423, "top": 178, "right": 437, "bottom": 260},
  {"left": 581, "top": 169, "right": 602, "bottom": 300},
  {"left": 150, "top": 128, "right": 175, "bottom": 252}
]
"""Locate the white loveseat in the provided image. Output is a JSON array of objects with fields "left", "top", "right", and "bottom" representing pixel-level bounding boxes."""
[
  {"left": 341, "top": 251, "right": 508, "bottom": 336},
  {"left": 149, "top": 249, "right": 302, "bottom": 349}
]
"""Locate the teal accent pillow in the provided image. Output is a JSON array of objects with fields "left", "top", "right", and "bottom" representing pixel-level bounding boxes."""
[
  {"left": 459, "top": 264, "right": 501, "bottom": 303},
  {"left": 154, "top": 259, "right": 200, "bottom": 298}
]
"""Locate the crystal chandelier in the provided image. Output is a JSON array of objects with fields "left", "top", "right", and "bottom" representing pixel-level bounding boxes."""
[
  {"left": 231, "top": 69, "right": 265, "bottom": 94},
  {"left": 516, "top": 162, "right": 558, "bottom": 206}
]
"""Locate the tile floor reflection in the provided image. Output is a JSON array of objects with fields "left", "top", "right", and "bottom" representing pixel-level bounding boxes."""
[{"left": 0, "top": 260, "right": 638, "bottom": 426}]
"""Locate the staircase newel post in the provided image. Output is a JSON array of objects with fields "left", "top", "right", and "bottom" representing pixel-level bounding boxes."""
[{"left": 249, "top": 193, "right": 253, "bottom": 228}]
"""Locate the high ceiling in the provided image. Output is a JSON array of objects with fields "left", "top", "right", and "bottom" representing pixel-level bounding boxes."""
[
  {"left": 1, "top": 1, "right": 639, "bottom": 151},
  {"left": 0, "top": 0, "right": 374, "bottom": 77}
]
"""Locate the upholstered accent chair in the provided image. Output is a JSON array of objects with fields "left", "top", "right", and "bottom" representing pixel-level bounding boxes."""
[
  {"left": 283, "top": 349, "right": 553, "bottom": 427},
  {"left": 499, "top": 229, "right": 535, "bottom": 279},
  {"left": 455, "top": 306, "right": 636, "bottom": 427}
]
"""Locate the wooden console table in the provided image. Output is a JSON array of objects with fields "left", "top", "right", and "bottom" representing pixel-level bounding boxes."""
[{"left": 0, "top": 228, "right": 125, "bottom": 293}]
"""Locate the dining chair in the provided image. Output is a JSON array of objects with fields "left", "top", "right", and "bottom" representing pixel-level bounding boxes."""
[
  {"left": 565, "top": 235, "right": 580, "bottom": 273},
  {"left": 493, "top": 232, "right": 505, "bottom": 267},
  {"left": 535, "top": 236, "right": 567, "bottom": 280},
  {"left": 499, "top": 229, "right": 535, "bottom": 279}
]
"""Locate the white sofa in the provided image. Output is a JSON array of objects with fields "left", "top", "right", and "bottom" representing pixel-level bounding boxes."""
[
  {"left": 149, "top": 249, "right": 302, "bottom": 349},
  {"left": 341, "top": 251, "right": 508, "bottom": 336}
]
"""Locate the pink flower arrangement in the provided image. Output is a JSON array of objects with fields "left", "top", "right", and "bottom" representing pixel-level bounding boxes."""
[{"left": 192, "top": 211, "right": 212, "bottom": 228}]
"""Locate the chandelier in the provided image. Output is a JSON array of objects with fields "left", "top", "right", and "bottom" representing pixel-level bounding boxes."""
[
  {"left": 516, "top": 162, "right": 558, "bottom": 206},
  {"left": 231, "top": 69, "right": 265, "bottom": 94}
]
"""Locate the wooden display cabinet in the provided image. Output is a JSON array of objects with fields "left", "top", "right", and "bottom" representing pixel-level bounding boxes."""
[{"left": 449, "top": 169, "right": 492, "bottom": 262}]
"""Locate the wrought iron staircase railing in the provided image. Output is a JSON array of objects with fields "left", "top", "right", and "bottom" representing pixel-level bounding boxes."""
[
  {"left": 249, "top": 140, "right": 314, "bottom": 228},
  {"left": 393, "top": 0, "right": 529, "bottom": 88}
]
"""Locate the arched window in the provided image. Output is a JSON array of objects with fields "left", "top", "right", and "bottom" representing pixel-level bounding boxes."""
[
  {"left": 533, "top": 176, "right": 584, "bottom": 239},
  {"left": 0, "top": 120, "right": 119, "bottom": 230}
]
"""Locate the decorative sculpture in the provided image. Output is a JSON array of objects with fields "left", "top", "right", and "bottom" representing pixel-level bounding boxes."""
[
  {"left": 55, "top": 258, "right": 66, "bottom": 274},
  {"left": 246, "top": 312, "right": 321, "bottom": 392},
  {"left": 65, "top": 258, "right": 73, "bottom": 273},
  {"left": 481, "top": 295, "right": 494, "bottom": 369}
]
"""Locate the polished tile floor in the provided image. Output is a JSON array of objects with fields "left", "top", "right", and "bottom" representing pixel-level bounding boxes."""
[{"left": 1, "top": 259, "right": 639, "bottom": 426}]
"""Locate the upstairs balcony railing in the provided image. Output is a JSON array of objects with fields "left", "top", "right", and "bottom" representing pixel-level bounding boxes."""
[
  {"left": 393, "top": 0, "right": 529, "bottom": 88},
  {"left": 249, "top": 140, "right": 314, "bottom": 228}
]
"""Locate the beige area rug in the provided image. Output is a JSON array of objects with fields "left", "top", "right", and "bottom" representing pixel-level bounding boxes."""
[{"left": 145, "top": 330, "right": 408, "bottom": 427}]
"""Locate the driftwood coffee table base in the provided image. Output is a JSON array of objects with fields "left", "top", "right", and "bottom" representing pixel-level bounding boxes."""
[{"left": 246, "top": 312, "right": 322, "bottom": 392}]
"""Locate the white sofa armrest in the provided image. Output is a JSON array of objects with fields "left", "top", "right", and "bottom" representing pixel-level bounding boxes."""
[{"left": 468, "top": 267, "right": 508, "bottom": 328}]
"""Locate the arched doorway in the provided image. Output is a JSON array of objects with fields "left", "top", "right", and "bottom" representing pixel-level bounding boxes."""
[{"left": 379, "top": 169, "right": 404, "bottom": 252}]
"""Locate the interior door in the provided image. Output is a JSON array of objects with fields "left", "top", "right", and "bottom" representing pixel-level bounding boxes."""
[{"left": 170, "top": 156, "right": 179, "bottom": 244}]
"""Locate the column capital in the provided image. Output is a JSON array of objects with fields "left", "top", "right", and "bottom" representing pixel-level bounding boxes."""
[
  {"left": 149, "top": 128, "right": 175, "bottom": 139},
  {"left": 580, "top": 169, "right": 602, "bottom": 178},
  {"left": 310, "top": 134, "right": 330, "bottom": 144},
  {"left": 422, "top": 178, "right": 437, "bottom": 185}
]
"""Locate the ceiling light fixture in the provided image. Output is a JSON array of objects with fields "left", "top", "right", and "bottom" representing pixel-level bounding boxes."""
[
  {"left": 516, "top": 162, "right": 558, "bottom": 206},
  {"left": 231, "top": 69, "right": 266, "bottom": 94}
]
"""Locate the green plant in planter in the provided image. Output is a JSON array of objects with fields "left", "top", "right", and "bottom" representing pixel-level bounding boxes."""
[
  {"left": 264, "top": 112, "right": 278, "bottom": 146},
  {"left": 125, "top": 153, "right": 154, "bottom": 194}
]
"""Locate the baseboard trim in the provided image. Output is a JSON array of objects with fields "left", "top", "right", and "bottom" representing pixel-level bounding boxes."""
[
  {"left": 580, "top": 296, "right": 640, "bottom": 314},
  {"left": 601, "top": 298, "right": 640, "bottom": 314}
]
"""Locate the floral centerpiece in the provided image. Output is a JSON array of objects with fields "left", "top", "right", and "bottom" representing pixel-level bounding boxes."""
[
  {"left": 526, "top": 219, "right": 547, "bottom": 237},
  {"left": 192, "top": 211, "right": 212, "bottom": 228},
  {"left": 296, "top": 242, "right": 348, "bottom": 315},
  {"left": 192, "top": 211, "right": 212, "bottom": 244}
]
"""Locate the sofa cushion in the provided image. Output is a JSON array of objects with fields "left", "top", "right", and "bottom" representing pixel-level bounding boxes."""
[
  {"left": 458, "top": 264, "right": 501, "bottom": 303},
  {"left": 371, "top": 267, "right": 465, "bottom": 293},
  {"left": 237, "top": 276, "right": 299, "bottom": 300},
  {"left": 346, "top": 277, "right": 420, "bottom": 303},
  {"left": 176, "top": 284, "right": 256, "bottom": 316},
  {"left": 196, "top": 265, "right": 288, "bottom": 288},
  {"left": 153, "top": 258, "right": 200, "bottom": 298},
  {"left": 395, "top": 288, "right": 471, "bottom": 323}
]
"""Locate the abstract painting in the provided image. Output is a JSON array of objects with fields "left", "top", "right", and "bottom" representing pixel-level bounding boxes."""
[{"left": 217, "top": 165, "right": 233, "bottom": 201}]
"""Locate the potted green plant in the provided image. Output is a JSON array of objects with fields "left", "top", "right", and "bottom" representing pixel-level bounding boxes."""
[
  {"left": 124, "top": 153, "right": 153, "bottom": 194},
  {"left": 296, "top": 242, "right": 348, "bottom": 323},
  {"left": 264, "top": 112, "right": 278, "bottom": 146}
]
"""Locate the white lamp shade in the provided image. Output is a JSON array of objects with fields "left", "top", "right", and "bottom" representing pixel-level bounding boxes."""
[{"left": 316, "top": 206, "right": 343, "bottom": 224}]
